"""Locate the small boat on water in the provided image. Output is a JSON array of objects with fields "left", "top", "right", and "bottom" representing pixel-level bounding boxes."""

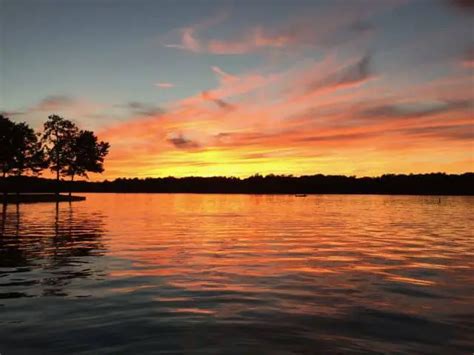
[{"left": 295, "top": 194, "right": 307, "bottom": 197}]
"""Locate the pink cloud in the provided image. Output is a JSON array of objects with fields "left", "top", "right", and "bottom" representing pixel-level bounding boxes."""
[
  {"left": 166, "top": 27, "right": 201, "bottom": 52},
  {"left": 155, "top": 82, "right": 175, "bottom": 88},
  {"left": 166, "top": 24, "right": 304, "bottom": 55},
  {"left": 211, "top": 66, "right": 237, "bottom": 82},
  {"left": 164, "top": 9, "right": 229, "bottom": 53},
  {"left": 207, "top": 27, "right": 295, "bottom": 54},
  {"left": 462, "top": 60, "right": 474, "bottom": 68},
  {"left": 460, "top": 46, "right": 474, "bottom": 68},
  {"left": 33, "top": 95, "right": 76, "bottom": 111},
  {"left": 163, "top": 2, "right": 400, "bottom": 56}
]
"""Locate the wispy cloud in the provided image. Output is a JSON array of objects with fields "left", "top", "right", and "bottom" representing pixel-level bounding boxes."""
[
  {"left": 207, "top": 27, "right": 296, "bottom": 54},
  {"left": 201, "top": 90, "right": 235, "bottom": 110},
  {"left": 306, "top": 54, "right": 374, "bottom": 94},
  {"left": 34, "top": 95, "right": 76, "bottom": 111},
  {"left": 400, "top": 123, "right": 474, "bottom": 141},
  {"left": 359, "top": 100, "right": 472, "bottom": 121},
  {"left": 211, "top": 66, "right": 237, "bottom": 81},
  {"left": 163, "top": 3, "right": 385, "bottom": 55},
  {"left": 119, "top": 102, "right": 164, "bottom": 117},
  {"left": 0, "top": 110, "right": 25, "bottom": 117},
  {"left": 164, "top": 9, "right": 230, "bottom": 53},
  {"left": 4, "top": 94, "right": 112, "bottom": 130},
  {"left": 155, "top": 82, "right": 175, "bottom": 88},
  {"left": 166, "top": 25, "right": 295, "bottom": 54},
  {"left": 167, "top": 134, "right": 200, "bottom": 150},
  {"left": 165, "top": 27, "right": 201, "bottom": 52}
]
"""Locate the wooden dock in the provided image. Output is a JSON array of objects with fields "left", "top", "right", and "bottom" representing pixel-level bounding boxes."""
[{"left": 2, "top": 194, "right": 86, "bottom": 204}]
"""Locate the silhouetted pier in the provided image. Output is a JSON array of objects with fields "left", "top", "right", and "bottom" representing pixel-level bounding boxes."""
[{"left": 2, "top": 193, "right": 86, "bottom": 204}]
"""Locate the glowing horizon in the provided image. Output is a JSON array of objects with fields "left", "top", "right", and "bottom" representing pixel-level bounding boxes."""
[{"left": 2, "top": 0, "right": 473, "bottom": 180}]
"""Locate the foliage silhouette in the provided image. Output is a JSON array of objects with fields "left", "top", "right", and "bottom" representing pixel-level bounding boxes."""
[
  {"left": 66, "top": 130, "right": 110, "bottom": 183},
  {"left": 0, "top": 115, "right": 46, "bottom": 197},
  {"left": 10, "top": 122, "right": 47, "bottom": 177},
  {"left": 0, "top": 115, "right": 16, "bottom": 178},
  {"left": 42, "top": 115, "right": 79, "bottom": 193},
  {"left": 41, "top": 115, "right": 110, "bottom": 195},
  {"left": 1, "top": 114, "right": 110, "bottom": 199}
]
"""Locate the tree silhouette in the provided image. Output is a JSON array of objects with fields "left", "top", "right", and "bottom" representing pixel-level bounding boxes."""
[
  {"left": 42, "top": 115, "right": 110, "bottom": 196},
  {"left": 2, "top": 114, "right": 110, "bottom": 200},
  {"left": 42, "top": 115, "right": 79, "bottom": 195},
  {"left": 1, "top": 115, "right": 46, "bottom": 198},
  {"left": 65, "top": 130, "right": 110, "bottom": 195},
  {"left": 10, "top": 122, "right": 46, "bottom": 178},
  {"left": 0, "top": 115, "right": 15, "bottom": 178}
]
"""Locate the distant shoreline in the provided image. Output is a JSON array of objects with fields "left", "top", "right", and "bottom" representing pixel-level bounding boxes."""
[{"left": 1, "top": 173, "right": 473, "bottom": 196}]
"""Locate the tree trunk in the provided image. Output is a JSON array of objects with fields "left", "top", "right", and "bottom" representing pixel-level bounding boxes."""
[
  {"left": 2, "top": 171, "right": 6, "bottom": 205},
  {"left": 56, "top": 131, "right": 60, "bottom": 197},
  {"left": 69, "top": 174, "right": 74, "bottom": 197},
  {"left": 15, "top": 202, "right": 20, "bottom": 234},
  {"left": 16, "top": 172, "right": 21, "bottom": 198},
  {"left": 56, "top": 168, "right": 60, "bottom": 197},
  {"left": 1, "top": 202, "right": 7, "bottom": 236}
]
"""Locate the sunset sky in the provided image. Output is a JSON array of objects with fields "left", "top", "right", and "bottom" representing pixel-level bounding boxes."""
[{"left": 1, "top": 0, "right": 473, "bottom": 179}]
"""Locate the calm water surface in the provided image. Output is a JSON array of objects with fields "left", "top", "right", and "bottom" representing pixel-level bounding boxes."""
[{"left": 0, "top": 194, "right": 473, "bottom": 354}]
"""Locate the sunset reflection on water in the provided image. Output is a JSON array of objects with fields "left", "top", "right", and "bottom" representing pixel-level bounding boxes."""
[{"left": 0, "top": 194, "right": 473, "bottom": 353}]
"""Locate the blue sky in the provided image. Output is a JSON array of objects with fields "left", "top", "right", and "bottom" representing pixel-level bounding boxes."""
[{"left": 1, "top": 0, "right": 473, "bottom": 178}]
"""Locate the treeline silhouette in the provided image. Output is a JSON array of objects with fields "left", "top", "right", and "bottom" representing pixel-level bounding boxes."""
[{"left": 1, "top": 173, "right": 473, "bottom": 195}]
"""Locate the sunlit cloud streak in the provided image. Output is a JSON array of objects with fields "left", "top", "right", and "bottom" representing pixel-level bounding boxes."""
[
  {"left": 400, "top": 123, "right": 474, "bottom": 141},
  {"left": 155, "top": 82, "right": 175, "bottom": 88},
  {"left": 206, "top": 26, "right": 296, "bottom": 54},
  {"left": 163, "top": 1, "right": 392, "bottom": 55},
  {"left": 201, "top": 90, "right": 235, "bottom": 110},
  {"left": 304, "top": 54, "right": 374, "bottom": 94},
  {"left": 359, "top": 100, "right": 472, "bottom": 121},
  {"left": 211, "top": 66, "right": 237, "bottom": 81}
]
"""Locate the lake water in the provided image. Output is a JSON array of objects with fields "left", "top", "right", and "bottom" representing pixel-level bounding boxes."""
[{"left": 0, "top": 194, "right": 473, "bottom": 354}]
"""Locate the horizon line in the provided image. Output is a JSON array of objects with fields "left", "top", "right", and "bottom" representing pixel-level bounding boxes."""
[{"left": 6, "top": 171, "right": 474, "bottom": 183}]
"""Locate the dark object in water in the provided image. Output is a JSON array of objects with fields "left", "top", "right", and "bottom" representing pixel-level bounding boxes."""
[
  {"left": 2, "top": 193, "right": 86, "bottom": 204},
  {"left": 295, "top": 194, "right": 307, "bottom": 197}
]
